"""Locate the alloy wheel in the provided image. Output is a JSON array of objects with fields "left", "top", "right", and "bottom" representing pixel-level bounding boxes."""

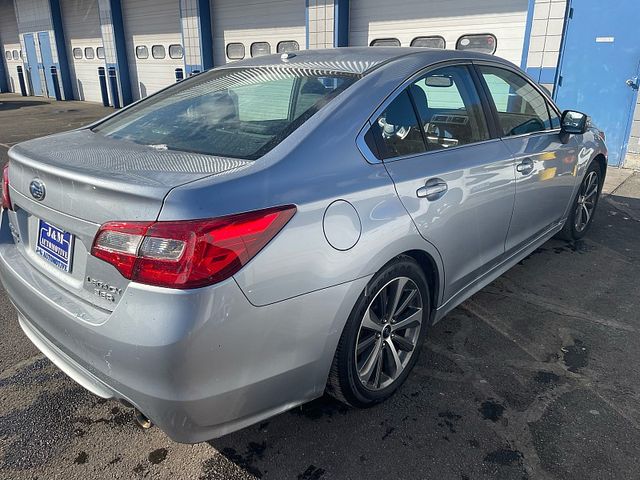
[
  {"left": 574, "top": 171, "right": 599, "bottom": 233},
  {"left": 354, "top": 276, "right": 423, "bottom": 390}
]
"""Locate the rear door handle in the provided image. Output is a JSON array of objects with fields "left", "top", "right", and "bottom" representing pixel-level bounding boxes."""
[
  {"left": 516, "top": 158, "right": 534, "bottom": 175},
  {"left": 417, "top": 178, "right": 448, "bottom": 200}
]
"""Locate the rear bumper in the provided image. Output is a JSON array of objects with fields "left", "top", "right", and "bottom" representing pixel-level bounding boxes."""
[{"left": 0, "top": 211, "right": 369, "bottom": 442}]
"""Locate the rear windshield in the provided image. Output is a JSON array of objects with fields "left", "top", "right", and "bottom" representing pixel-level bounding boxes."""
[{"left": 93, "top": 67, "right": 359, "bottom": 160}]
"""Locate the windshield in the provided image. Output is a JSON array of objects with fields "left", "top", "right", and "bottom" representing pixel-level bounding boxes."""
[{"left": 93, "top": 67, "right": 359, "bottom": 160}]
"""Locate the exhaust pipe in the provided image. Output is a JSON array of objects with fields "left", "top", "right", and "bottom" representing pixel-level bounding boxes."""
[{"left": 134, "top": 408, "right": 153, "bottom": 429}]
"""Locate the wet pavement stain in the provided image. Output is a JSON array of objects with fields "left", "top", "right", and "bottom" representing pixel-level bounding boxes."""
[
  {"left": 479, "top": 400, "right": 506, "bottom": 422},
  {"left": 298, "top": 465, "right": 326, "bottom": 479},
  {"left": 535, "top": 371, "right": 560, "bottom": 384},
  {"left": 438, "top": 411, "right": 462, "bottom": 433},
  {"left": 562, "top": 340, "right": 589, "bottom": 373},
  {"left": 483, "top": 448, "right": 523, "bottom": 465},
  {"left": 148, "top": 448, "right": 168, "bottom": 465},
  {"left": 73, "top": 451, "right": 88, "bottom": 465}
]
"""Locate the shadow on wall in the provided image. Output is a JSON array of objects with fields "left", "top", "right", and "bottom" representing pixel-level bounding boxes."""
[
  {"left": 77, "top": 79, "right": 85, "bottom": 101},
  {"left": 139, "top": 82, "right": 147, "bottom": 99}
]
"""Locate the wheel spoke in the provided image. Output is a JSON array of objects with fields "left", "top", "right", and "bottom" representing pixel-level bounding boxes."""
[
  {"left": 393, "top": 288, "right": 417, "bottom": 320},
  {"left": 388, "top": 278, "right": 408, "bottom": 319},
  {"left": 392, "top": 334, "right": 415, "bottom": 352},
  {"left": 391, "top": 308, "right": 422, "bottom": 332},
  {"left": 386, "top": 339, "right": 403, "bottom": 377},
  {"left": 357, "top": 334, "right": 377, "bottom": 355},
  {"left": 582, "top": 203, "right": 591, "bottom": 225},
  {"left": 359, "top": 337, "right": 382, "bottom": 381},
  {"left": 372, "top": 349, "right": 383, "bottom": 387},
  {"left": 361, "top": 308, "right": 383, "bottom": 332},
  {"left": 585, "top": 182, "right": 598, "bottom": 199}
]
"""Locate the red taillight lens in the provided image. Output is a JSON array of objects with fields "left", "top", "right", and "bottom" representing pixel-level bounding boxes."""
[
  {"left": 2, "top": 164, "right": 12, "bottom": 211},
  {"left": 91, "top": 205, "right": 296, "bottom": 289}
]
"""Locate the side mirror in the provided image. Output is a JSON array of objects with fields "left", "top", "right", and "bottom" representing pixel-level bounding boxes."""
[{"left": 561, "top": 110, "right": 588, "bottom": 135}]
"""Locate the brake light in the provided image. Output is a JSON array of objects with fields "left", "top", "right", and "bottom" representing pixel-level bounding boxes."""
[
  {"left": 2, "top": 163, "right": 12, "bottom": 211},
  {"left": 91, "top": 205, "right": 296, "bottom": 289}
]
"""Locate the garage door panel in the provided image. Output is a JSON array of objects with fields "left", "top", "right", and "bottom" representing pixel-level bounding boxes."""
[
  {"left": 211, "top": 0, "right": 305, "bottom": 65},
  {"left": 0, "top": 0, "right": 21, "bottom": 93},
  {"left": 61, "top": 0, "right": 104, "bottom": 103},
  {"left": 350, "top": 0, "right": 528, "bottom": 65},
  {"left": 123, "top": 0, "right": 183, "bottom": 100}
]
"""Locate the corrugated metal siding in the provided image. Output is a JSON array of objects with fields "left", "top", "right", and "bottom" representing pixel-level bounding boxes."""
[
  {"left": 0, "top": 0, "right": 21, "bottom": 93},
  {"left": 122, "top": 0, "right": 183, "bottom": 100},
  {"left": 210, "top": 0, "right": 306, "bottom": 65},
  {"left": 60, "top": 0, "right": 103, "bottom": 102},
  {"left": 349, "top": 0, "right": 528, "bottom": 65}
]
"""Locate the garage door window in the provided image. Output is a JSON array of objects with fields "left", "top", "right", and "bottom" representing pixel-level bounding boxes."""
[
  {"left": 250, "top": 42, "right": 271, "bottom": 57},
  {"left": 152, "top": 45, "right": 166, "bottom": 59},
  {"left": 72, "top": 48, "right": 82, "bottom": 60},
  {"left": 370, "top": 38, "right": 401, "bottom": 47},
  {"left": 93, "top": 68, "right": 359, "bottom": 160},
  {"left": 169, "top": 44, "right": 183, "bottom": 59},
  {"left": 479, "top": 66, "right": 552, "bottom": 136},
  {"left": 136, "top": 46, "right": 149, "bottom": 59},
  {"left": 277, "top": 41, "right": 299, "bottom": 53},
  {"left": 456, "top": 34, "right": 497, "bottom": 54},
  {"left": 5, "top": 51, "right": 10, "bottom": 61},
  {"left": 12, "top": 50, "right": 19, "bottom": 60},
  {"left": 84, "top": 47, "right": 95, "bottom": 60},
  {"left": 411, "top": 36, "right": 445, "bottom": 49},
  {"left": 97, "top": 47, "right": 105, "bottom": 59},
  {"left": 226, "top": 43, "right": 244, "bottom": 60}
]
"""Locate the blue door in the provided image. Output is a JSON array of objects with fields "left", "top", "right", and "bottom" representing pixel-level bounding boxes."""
[
  {"left": 37, "top": 32, "right": 57, "bottom": 98},
  {"left": 23, "top": 33, "right": 43, "bottom": 96},
  {"left": 554, "top": 0, "right": 640, "bottom": 166}
]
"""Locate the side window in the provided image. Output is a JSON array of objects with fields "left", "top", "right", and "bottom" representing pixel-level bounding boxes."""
[
  {"left": 548, "top": 103, "right": 561, "bottom": 129},
  {"left": 152, "top": 45, "right": 166, "bottom": 59},
  {"left": 370, "top": 38, "right": 401, "bottom": 47},
  {"left": 250, "top": 42, "right": 270, "bottom": 57},
  {"left": 373, "top": 90, "right": 426, "bottom": 159},
  {"left": 136, "top": 45, "right": 149, "bottom": 59},
  {"left": 479, "top": 66, "right": 552, "bottom": 136},
  {"left": 409, "top": 65, "right": 490, "bottom": 150}
]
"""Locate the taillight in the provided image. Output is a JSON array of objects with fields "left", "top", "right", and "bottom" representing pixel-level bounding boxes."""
[
  {"left": 91, "top": 205, "right": 296, "bottom": 289},
  {"left": 2, "top": 163, "right": 12, "bottom": 211}
]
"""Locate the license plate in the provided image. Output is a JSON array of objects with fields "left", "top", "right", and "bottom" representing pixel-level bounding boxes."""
[{"left": 35, "top": 219, "right": 74, "bottom": 273}]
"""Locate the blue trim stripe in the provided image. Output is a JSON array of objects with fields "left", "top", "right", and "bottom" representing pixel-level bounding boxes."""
[
  {"left": 49, "top": 0, "right": 73, "bottom": 100},
  {"left": 520, "top": 0, "right": 535, "bottom": 69},
  {"left": 0, "top": 55, "right": 8, "bottom": 92},
  {"left": 333, "top": 0, "right": 349, "bottom": 47},
  {"left": 199, "top": 0, "right": 213, "bottom": 70},
  {"left": 109, "top": 0, "right": 132, "bottom": 105},
  {"left": 552, "top": 0, "right": 572, "bottom": 100},
  {"left": 526, "top": 67, "right": 557, "bottom": 85},
  {"left": 305, "top": 0, "right": 309, "bottom": 49}
]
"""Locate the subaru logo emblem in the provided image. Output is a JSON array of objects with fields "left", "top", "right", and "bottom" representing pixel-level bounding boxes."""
[{"left": 29, "top": 179, "right": 46, "bottom": 201}]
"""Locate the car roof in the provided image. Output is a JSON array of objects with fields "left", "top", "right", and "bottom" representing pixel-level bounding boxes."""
[{"left": 217, "top": 47, "right": 516, "bottom": 75}]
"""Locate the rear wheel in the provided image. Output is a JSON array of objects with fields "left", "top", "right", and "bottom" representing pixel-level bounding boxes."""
[
  {"left": 327, "top": 256, "right": 430, "bottom": 407},
  {"left": 558, "top": 162, "right": 602, "bottom": 241}
]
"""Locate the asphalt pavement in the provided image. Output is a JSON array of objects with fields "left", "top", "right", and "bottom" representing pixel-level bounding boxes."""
[{"left": 0, "top": 92, "right": 639, "bottom": 479}]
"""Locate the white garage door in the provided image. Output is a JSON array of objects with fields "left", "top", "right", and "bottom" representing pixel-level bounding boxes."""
[
  {"left": 60, "top": 0, "right": 104, "bottom": 103},
  {"left": 349, "top": 0, "right": 528, "bottom": 65},
  {"left": 122, "top": 0, "right": 184, "bottom": 100},
  {"left": 0, "top": 0, "right": 21, "bottom": 94},
  {"left": 211, "top": 0, "right": 306, "bottom": 66}
]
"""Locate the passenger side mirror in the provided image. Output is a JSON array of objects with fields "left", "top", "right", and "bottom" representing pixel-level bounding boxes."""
[{"left": 561, "top": 110, "right": 588, "bottom": 135}]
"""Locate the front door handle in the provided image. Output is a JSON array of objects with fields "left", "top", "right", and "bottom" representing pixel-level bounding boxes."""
[
  {"left": 417, "top": 178, "right": 448, "bottom": 200},
  {"left": 516, "top": 158, "right": 534, "bottom": 175}
]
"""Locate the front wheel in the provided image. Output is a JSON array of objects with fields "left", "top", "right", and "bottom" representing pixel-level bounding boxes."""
[
  {"left": 326, "top": 256, "right": 430, "bottom": 407},
  {"left": 558, "top": 162, "right": 602, "bottom": 241}
]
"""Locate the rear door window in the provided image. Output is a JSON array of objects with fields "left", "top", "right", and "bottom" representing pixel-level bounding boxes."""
[
  {"left": 409, "top": 65, "right": 490, "bottom": 150},
  {"left": 478, "top": 65, "right": 552, "bottom": 136}
]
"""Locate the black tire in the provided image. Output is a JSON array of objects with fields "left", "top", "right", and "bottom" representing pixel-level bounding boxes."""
[
  {"left": 326, "top": 255, "right": 430, "bottom": 408},
  {"left": 557, "top": 161, "right": 602, "bottom": 241}
]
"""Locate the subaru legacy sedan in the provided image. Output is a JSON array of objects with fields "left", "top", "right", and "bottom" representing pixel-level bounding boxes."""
[{"left": 0, "top": 48, "right": 606, "bottom": 442}]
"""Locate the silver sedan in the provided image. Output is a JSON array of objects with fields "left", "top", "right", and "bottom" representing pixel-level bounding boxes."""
[{"left": 0, "top": 47, "right": 607, "bottom": 442}]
